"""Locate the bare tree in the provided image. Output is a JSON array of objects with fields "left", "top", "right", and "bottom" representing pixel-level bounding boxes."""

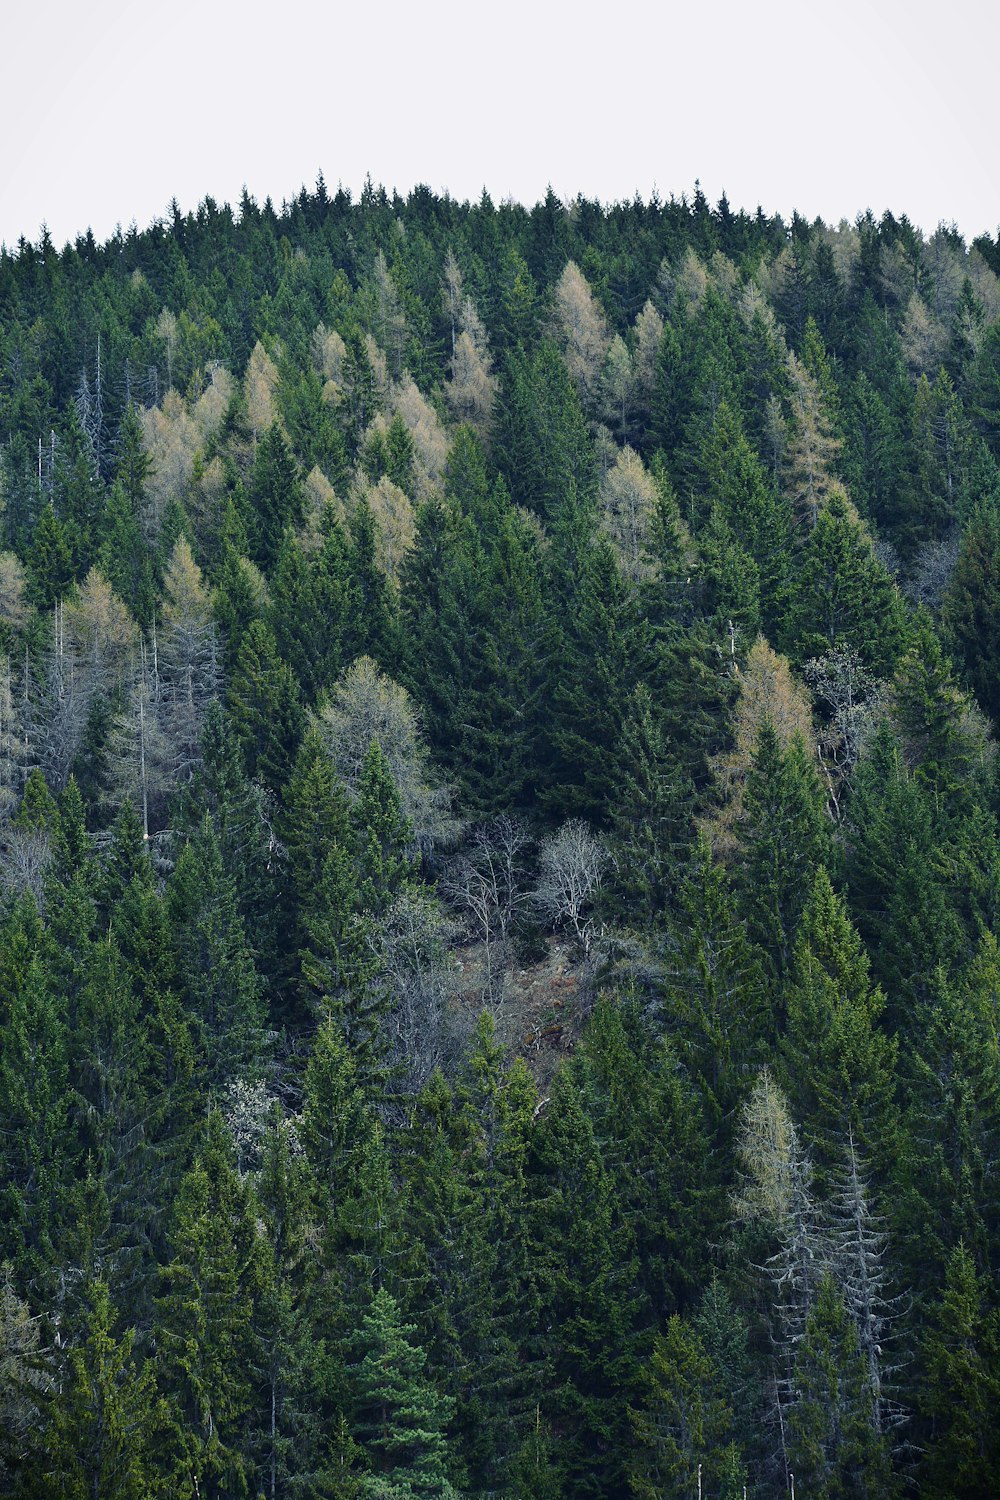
[
  {"left": 532, "top": 819, "right": 608, "bottom": 958},
  {"left": 803, "top": 646, "right": 885, "bottom": 818},
  {"left": 371, "top": 886, "right": 462, "bottom": 1096},
  {"left": 443, "top": 816, "right": 533, "bottom": 1012}
]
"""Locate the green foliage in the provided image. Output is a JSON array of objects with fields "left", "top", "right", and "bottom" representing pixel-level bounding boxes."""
[
  {"left": 4, "top": 176, "right": 1000, "bottom": 1500},
  {"left": 786, "top": 1274, "right": 892, "bottom": 1500},
  {"left": 350, "top": 1287, "right": 457, "bottom": 1498}
]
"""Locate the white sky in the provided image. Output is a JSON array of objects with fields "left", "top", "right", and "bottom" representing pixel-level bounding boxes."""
[{"left": 1, "top": 0, "right": 998, "bottom": 250}]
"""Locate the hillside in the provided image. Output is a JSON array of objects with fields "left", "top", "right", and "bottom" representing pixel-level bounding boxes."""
[{"left": 2, "top": 183, "right": 1000, "bottom": 1496}]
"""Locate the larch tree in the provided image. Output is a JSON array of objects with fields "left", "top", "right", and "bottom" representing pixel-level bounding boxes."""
[
  {"left": 596, "top": 446, "right": 658, "bottom": 584},
  {"left": 552, "top": 260, "right": 611, "bottom": 414},
  {"left": 158, "top": 538, "right": 220, "bottom": 785}
]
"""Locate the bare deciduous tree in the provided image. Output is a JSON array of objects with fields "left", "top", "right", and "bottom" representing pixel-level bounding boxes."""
[
  {"left": 371, "top": 886, "right": 462, "bottom": 1096},
  {"left": 532, "top": 819, "right": 608, "bottom": 958},
  {"left": 443, "top": 816, "right": 533, "bottom": 1012},
  {"left": 803, "top": 647, "right": 885, "bottom": 816}
]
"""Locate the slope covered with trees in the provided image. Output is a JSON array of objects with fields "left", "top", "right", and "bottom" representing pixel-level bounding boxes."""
[{"left": 2, "top": 180, "right": 1000, "bottom": 1495}]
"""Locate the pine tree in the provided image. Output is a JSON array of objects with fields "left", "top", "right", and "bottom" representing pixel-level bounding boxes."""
[
  {"left": 734, "top": 724, "right": 832, "bottom": 986},
  {"left": 349, "top": 1287, "right": 457, "bottom": 1499},
  {"left": 918, "top": 1242, "right": 1000, "bottom": 1498},
  {"left": 629, "top": 1315, "right": 744, "bottom": 1500},
  {"left": 37, "top": 1278, "right": 157, "bottom": 1500},
  {"left": 786, "top": 1273, "right": 892, "bottom": 1500}
]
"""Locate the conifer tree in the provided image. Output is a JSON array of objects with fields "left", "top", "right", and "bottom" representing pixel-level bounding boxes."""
[
  {"left": 734, "top": 724, "right": 832, "bottom": 986},
  {"left": 350, "top": 1287, "right": 457, "bottom": 1499},
  {"left": 252, "top": 423, "right": 305, "bottom": 571},
  {"left": 38, "top": 1278, "right": 157, "bottom": 1500},
  {"left": 786, "top": 1273, "right": 892, "bottom": 1499},
  {"left": 167, "top": 815, "right": 267, "bottom": 1089},
  {"left": 630, "top": 1315, "right": 744, "bottom": 1500},
  {"left": 780, "top": 867, "right": 897, "bottom": 1179},
  {"left": 154, "top": 1114, "right": 262, "bottom": 1496},
  {"left": 918, "top": 1242, "right": 1000, "bottom": 1498}
]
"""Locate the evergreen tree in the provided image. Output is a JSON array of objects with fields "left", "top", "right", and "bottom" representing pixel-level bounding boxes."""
[
  {"left": 154, "top": 1114, "right": 262, "bottom": 1496},
  {"left": 780, "top": 867, "right": 897, "bottom": 1179},
  {"left": 786, "top": 1273, "right": 892, "bottom": 1500},
  {"left": 167, "top": 815, "right": 267, "bottom": 1089},
  {"left": 734, "top": 724, "right": 832, "bottom": 986},
  {"left": 918, "top": 1242, "right": 1000, "bottom": 1499},
  {"left": 37, "top": 1279, "right": 156, "bottom": 1500},
  {"left": 630, "top": 1315, "right": 744, "bottom": 1500},
  {"left": 350, "top": 1287, "right": 457, "bottom": 1499},
  {"left": 251, "top": 423, "right": 305, "bottom": 571}
]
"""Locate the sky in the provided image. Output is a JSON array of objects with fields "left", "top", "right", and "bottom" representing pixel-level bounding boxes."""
[{"left": 1, "top": 0, "right": 998, "bottom": 250}]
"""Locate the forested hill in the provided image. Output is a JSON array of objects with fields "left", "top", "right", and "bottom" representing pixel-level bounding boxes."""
[{"left": 3, "top": 180, "right": 1000, "bottom": 1497}]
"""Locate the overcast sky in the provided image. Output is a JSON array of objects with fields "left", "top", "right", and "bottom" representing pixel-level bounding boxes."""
[{"left": 2, "top": 0, "right": 998, "bottom": 250}]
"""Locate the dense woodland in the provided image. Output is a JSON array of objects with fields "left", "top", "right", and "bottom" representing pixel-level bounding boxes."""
[{"left": 2, "top": 180, "right": 1000, "bottom": 1497}]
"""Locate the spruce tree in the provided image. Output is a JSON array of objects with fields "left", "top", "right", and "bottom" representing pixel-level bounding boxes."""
[{"left": 350, "top": 1287, "right": 457, "bottom": 1499}]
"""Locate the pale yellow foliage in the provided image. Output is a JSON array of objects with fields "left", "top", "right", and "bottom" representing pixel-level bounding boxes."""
[
  {"left": 968, "top": 249, "right": 1000, "bottom": 326},
  {"left": 598, "top": 335, "right": 634, "bottom": 435},
  {"left": 732, "top": 1068, "right": 798, "bottom": 1224},
  {"left": 674, "top": 246, "right": 710, "bottom": 316},
  {"left": 0, "top": 555, "right": 29, "bottom": 631},
  {"left": 364, "top": 335, "right": 393, "bottom": 406},
  {"left": 139, "top": 371, "right": 231, "bottom": 539},
  {"left": 598, "top": 446, "right": 658, "bottom": 583},
  {"left": 243, "top": 341, "right": 279, "bottom": 439},
  {"left": 817, "top": 220, "right": 862, "bottom": 284},
  {"left": 901, "top": 293, "right": 949, "bottom": 377},
  {"left": 191, "top": 363, "right": 233, "bottom": 439},
  {"left": 317, "top": 655, "right": 456, "bottom": 848},
  {"left": 156, "top": 308, "right": 179, "bottom": 388},
  {"left": 391, "top": 377, "right": 449, "bottom": 500},
  {"left": 924, "top": 232, "right": 965, "bottom": 320},
  {"left": 372, "top": 251, "right": 409, "bottom": 378},
  {"left": 139, "top": 390, "right": 198, "bottom": 537},
  {"left": 708, "top": 250, "right": 740, "bottom": 302},
  {"left": 784, "top": 352, "right": 842, "bottom": 531},
  {"left": 441, "top": 248, "right": 465, "bottom": 357},
  {"left": 447, "top": 325, "right": 497, "bottom": 434},
  {"left": 362, "top": 476, "right": 416, "bottom": 585},
  {"left": 632, "top": 299, "right": 664, "bottom": 398},
  {"left": 736, "top": 279, "right": 786, "bottom": 346},
  {"left": 879, "top": 240, "right": 920, "bottom": 309},
  {"left": 63, "top": 569, "right": 138, "bottom": 693},
  {"left": 706, "top": 636, "right": 815, "bottom": 854},
  {"left": 311, "top": 323, "right": 347, "bottom": 385},
  {"left": 300, "top": 465, "right": 345, "bottom": 552},
  {"left": 552, "top": 260, "right": 610, "bottom": 408},
  {"left": 161, "top": 537, "right": 211, "bottom": 635},
  {"left": 189, "top": 455, "right": 228, "bottom": 554}
]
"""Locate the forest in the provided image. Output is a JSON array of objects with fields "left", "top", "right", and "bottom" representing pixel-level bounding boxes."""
[{"left": 1, "top": 179, "right": 1000, "bottom": 1497}]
